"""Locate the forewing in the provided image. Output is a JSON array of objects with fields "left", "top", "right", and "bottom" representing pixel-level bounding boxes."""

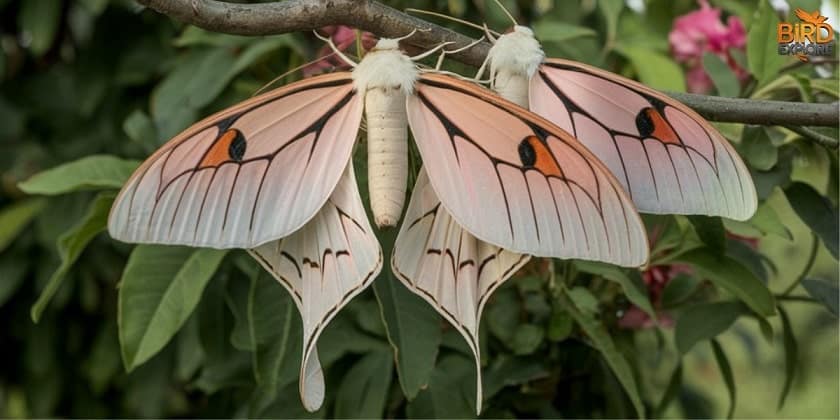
[
  {"left": 408, "top": 73, "right": 648, "bottom": 267},
  {"left": 109, "top": 72, "right": 364, "bottom": 248},
  {"left": 250, "top": 162, "right": 382, "bottom": 412},
  {"left": 532, "top": 59, "right": 757, "bottom": 220},
  {"left": 392, "top": 168, "right": 530, "bottom": 413}
]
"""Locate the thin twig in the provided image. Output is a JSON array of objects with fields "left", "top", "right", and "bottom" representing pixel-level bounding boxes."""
[
  {"left": 135, "top": 0, "right": 839, "bottom": 129},
  {"left": 783, "top": 124, "right": 839, "bottom": 149}
]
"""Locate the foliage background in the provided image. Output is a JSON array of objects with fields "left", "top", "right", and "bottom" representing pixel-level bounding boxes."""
[{"left": 0, "top": 0, "right": 837, "bottom": 418}]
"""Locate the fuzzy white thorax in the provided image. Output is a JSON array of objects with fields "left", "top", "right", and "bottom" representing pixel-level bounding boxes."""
[
  {"left": 352, "top": 38, "right": 419, "bottom": 95},
  {"left": 487, "top": 25, "right": 545, "bottom": 81}
]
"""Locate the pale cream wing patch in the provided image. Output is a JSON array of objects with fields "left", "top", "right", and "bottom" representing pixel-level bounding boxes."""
[
  {"left": 392, "top": 168, "right": 530, "bottom": 414},
  {"left": 249, "top": 162, "right": 382, "bottom": 412}
]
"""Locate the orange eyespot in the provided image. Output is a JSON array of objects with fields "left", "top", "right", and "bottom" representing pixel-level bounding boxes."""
[
  {"left": 636, "top": 108, "right": 680, "bottom": 145},
  {"left": 200, "top": 129, "right": 246, "bottom": 167},
  {"left": 518, "top": 136, "right": 563, "bottom": 177}
]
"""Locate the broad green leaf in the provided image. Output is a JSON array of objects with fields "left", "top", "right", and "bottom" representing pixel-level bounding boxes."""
[
  {"left": 487, "top": 286, "right": 520, "bottom": 342},
  {"left": 373, "top": 230, "right": 440, "bottom": 400},
  {"left": 31, "top": 192, "right": 114, "bottom": 322},
  {"left": 511, "top": 324, "right": 544, "bottom": 355},
  {"left": 688, "top": 215, "right": 726, "bottom": 254},
  {"left": 616, "top": 45, "right": 685, "bottom": 91},
  {"left": 574, "top": 260, "right": 656, "bottom": 319},
  {"left": 151, "top": 48, "right": 236, "bottom": 141},
  {"left": 79, "top": 0, "right": 108, "bottom": 15},
  {"left": 598, "top": 0, "right": 624, "bottom": 50},
  {"left": 675, "top": 301, "right": 746, "bottom": 354},
  {"left": 711, "top": 340, "right": 736, "bottom": 419},
  {"left": 654, "top": 364, "right": 682, "bottom": 418},
  {"left": 18, "top": 0, "right": 61, "bottom": 56},
  {"left": 335, "top": 350, "right": 393, "bottom": 418},
  {"left": 777, "top": 306, "right": 798, "bottom": 409},
  {"left": 406, "top": 354, "right": 476, "bottom": 418},
  {"left": 747, "top": 0, "right": 786, "bottom": 87},
  {"left": 675, "top": 248, "right": 775, "bottom": 316},
  {"left": 801, "top": 278, "right": 838, "bottom": 316},
  {"left": 702, "top": 52, "right": 740, "bottom": 97},
  {"left": 784, "top": 182, "right": 839, "bottom": 259},
  {"left": 547, "top": 307, "right": 573, "bottom": 341},
  {"left": 174, "top": 27, "right": 255, "bottom": 48},
  {"left": 0, "top": 198, "right": 46, "bottom": 253},
  {"left": 123, "top": 109, "right": 158, "bottom": 151},
  {"left": 533, "top": 21, "right": 597, "bottom": 43},
  {"left": 175, "top": 315, "right": 204, "bottom": 382},
  {"left": 746, "top": 201, "right": 792, "bottom": 239},
  {"left": 482, "top": 355, "right": 548, "bottom": 400},
  {"left": 119, "top": 245, "right": 228, "bottom": 371},
  {"left": 740, "top": 126, "right": 779, "bottom": 171},
  {"left": 558, "top": 287, "right": 645, "bottom": 418},
  {"left": 19, "top": 155, "right": 140, "bottom": 195},
  {"left": 660, "top": 273, "right": 701, "bottom": 308},
  {"left": 726, "top": 238, "right": 770, "bottom": 284},
  {"left": 567, "top": 286, "right": 600, "bottom": 315}
]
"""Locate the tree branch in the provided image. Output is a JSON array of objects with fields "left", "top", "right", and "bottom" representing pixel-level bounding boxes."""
[{"left": 136, "top": 0, "right": 838, "bottom": 133}]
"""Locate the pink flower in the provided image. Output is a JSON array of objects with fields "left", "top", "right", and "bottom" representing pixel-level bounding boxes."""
[
  {"left": 304, "top": 26, "right": 377, "bottom": 77},
  {"left": 668, "top": 0, "right": 748, "bottom": 93}
]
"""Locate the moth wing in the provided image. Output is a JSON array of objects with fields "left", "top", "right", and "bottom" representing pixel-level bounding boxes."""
[
  {"left": 532, "top": 59, "right": 757, "bottom": 220},
  {"left": 250, "top": 162, "right": 382, "bottom": 412},
  {"left": 407, "top": 73, "right": 648, "bottom": 267},
  {"left": 393, "top": 168, "right": 530, "bottom": 414},
  {"left": 109, "top": 72, "right": 364, "bottom": 248}
]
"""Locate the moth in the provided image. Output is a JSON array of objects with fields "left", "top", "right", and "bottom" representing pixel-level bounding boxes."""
[
  {"left": 108, "top": 33, "right": 649, "bottom": 413},
  {"left": 480, "top": 23, "right": 758, "bottom": 221}
]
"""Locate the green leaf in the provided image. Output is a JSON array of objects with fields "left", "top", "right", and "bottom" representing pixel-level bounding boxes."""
[
  {"left": 373, "top": 230, "right": 440, "bottom": 400},
  {"left": 482, "top": 355, "right": 548, "bottom": 401},
  {"left": 31, "top": 192, "right": 114, "bottom": 322},
  {"left": 575, "top": 260, "right": 656, "bottom": 319},
  {"left": 747, "top": 201, "right": 792, "bottom": 239},
  {"left": 654, "top": 363, "right": 682, "bottom": 418},
  {"left": 406, "top": 354, "right": 476, "bottom": 418},
  {"left": 801, "top": 278, "right": 838, "bottom": 316},
  {"left": 598, "top": 0, "right": 624, "bottom": 50},
  {"left": 777, "top": 306, "right": 798, "bottom": 409},
  {"left": 511, "top": 324, "right": 545, "bottom": 355},
  {"left": 616, "top": 45, "right": 686, "bottom": 91},
  {"left": 19, "top": 155, "right": 140, "bottom": 195},
  {"left": 675, "top": 248, "right": 775, "bottom": 316},
  {"left": 123, "top": 109, "right": 158, "bottom": 150},
  {"left": 547, "top": 307, "right": 573, "bottom": 341},
  {"left": 558, "top": 287, "right": 645, "bottom": 418},
  {"left": 0, "top": 198, "right": 46, "bottom": 253},
  {"left": 675, "top": 301, "right": 746, "bottom": 354},
  {"left": 567, "top": 286, "right": 600, "bottom": 315},
  {"left": 740, "top": 126, "right": 779, "bottom": 171},
  {"left": 660, "top": 274, "right": 701, "bottom": 308},
  {"left": 335, "top": 350, "right": 393, "bottom": 418},
  {"left": 710, "top": 339, "right": 736, "bottom": 419},
  {"left": 533, "top": 21, "right": 597, "bottom": 43},
  {"left": 119, "top": 245, "right": 228, "bottom": 371},
  {"left": 688, "top": 215, "right": 726, "bottom": 254},
  {"left": 18, "top": 0, "right": 61, "bottom": 56},
  {"left": 747, "top": 0, "right": 787, "bottom": 87},
  {"left": 784, "top": 182, "right": 839, "bottom": 259},
  {"left": 702, "top": 52, "right": 740, "bottom": 97}
]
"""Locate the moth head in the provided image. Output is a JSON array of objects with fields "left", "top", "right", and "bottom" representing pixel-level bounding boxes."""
[
  {"left": 487, "top": 25, "right": 545, "bottom": 78},
  {"left": 371, "top": 38, "right": 401, "bottom": 52}
]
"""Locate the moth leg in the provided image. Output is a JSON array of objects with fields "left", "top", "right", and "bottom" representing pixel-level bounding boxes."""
[{"left": 434, "top": 36, "right": 485, "bottom": 70}]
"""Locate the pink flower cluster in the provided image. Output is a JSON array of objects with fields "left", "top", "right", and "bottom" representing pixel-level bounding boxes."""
[
  {"left": 668, "top": 0, "right": 749, "bottom": 93},
  {"left": 304, "top": 26, "right": 377, "bottom": 77}
]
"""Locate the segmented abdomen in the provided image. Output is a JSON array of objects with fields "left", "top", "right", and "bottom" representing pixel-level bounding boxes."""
[{"left": 365, "top": 87, "right": 408, "bottom": 227}]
